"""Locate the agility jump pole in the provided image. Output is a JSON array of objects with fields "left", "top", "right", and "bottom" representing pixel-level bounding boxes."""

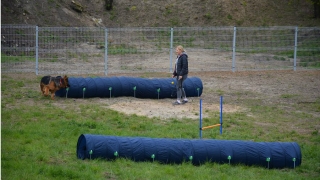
[{"left": 199, "top": 96, "right": 223, "bottom": 139}]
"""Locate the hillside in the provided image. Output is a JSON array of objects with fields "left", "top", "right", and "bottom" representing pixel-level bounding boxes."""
[{"left": 2, "top": 0, "right": 320, "bottom": 27}]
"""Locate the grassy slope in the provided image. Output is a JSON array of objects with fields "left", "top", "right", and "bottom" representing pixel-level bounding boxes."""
[
  {"left": 1, "top": 73, "right": 320, "bottom": 179},
  {"left": 1, "top": 0, "right": 320, "bottom": 27}
]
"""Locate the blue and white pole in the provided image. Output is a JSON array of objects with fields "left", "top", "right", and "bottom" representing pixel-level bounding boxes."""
[
  {"left": 220, "top": 96, "right": 223, "bottom": 134},
  {"left": 199, "top": 99, "right": 203, "bottom": 139}
]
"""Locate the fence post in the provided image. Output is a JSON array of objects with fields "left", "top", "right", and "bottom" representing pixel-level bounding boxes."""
[
  {"left": 105, "top": 28, "right": 108, "bottom": 75},
  {"left": 232, "top": 26, "right": 237, "bottom": 72},
  {"left": 294, "top": 26, "right": 298, "bottom": 71},
  {"left": 35, "top": 26, "right": 39, "bottom": 75},
  {"left": 169, "top": 27, "right": 174, "bottom": 73}
]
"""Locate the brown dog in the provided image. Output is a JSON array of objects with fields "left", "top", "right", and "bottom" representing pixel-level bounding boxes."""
[{"left": 40, "top": 75, "right": 69, "bottom": 100}]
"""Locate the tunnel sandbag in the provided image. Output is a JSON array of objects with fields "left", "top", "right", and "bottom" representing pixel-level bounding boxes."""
[
  {"left": 56, "top": 76, "right": 203, "bottom": 99},
  {"left": 76, "top": 134, "right": 302, "bottom": 169}
]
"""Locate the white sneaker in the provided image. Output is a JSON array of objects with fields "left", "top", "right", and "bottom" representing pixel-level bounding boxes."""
[{"left": 173, "top": 100, "right": 182, "bottom": 105}]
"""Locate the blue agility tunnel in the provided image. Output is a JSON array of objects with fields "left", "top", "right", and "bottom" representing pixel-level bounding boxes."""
[
  {"left": 77, "top": 134, "right": 302, "bottom": 169},
  {"left": 56, "top": 76, "right": 203, "bottom": 99}
]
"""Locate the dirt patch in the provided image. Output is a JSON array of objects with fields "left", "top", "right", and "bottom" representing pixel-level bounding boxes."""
[{"left": 107, "top": 98, "right": 243, "bottom": 120}]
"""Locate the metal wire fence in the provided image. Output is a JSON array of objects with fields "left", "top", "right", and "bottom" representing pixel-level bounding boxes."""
[
  {"left": 37, "top": 27, "right": 106, "bottom": 74},
  {"left": 1, "top": 25, "right": 36, "bottom": 73},
  {"left": 1, "top": 25, "right": 319, "bottom": 75}
]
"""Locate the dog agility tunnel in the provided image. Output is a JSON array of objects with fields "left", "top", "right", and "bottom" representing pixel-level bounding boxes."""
[
  {"left": 55, "top": 76, "right": 203, "bottom": 99},
  {"left": 77, "top": 134, "right": 302, "bottom": 169}
]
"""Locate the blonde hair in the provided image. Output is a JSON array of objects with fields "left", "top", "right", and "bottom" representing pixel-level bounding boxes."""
[{"left": 176, "top": 45, "right": 185, "bottom": 52}]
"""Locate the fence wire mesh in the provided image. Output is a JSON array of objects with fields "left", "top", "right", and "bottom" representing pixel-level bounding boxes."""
[
  {"left": 172, "top": 27, "right": 234, "bottom": 72},
  {"left": 1, "top": 25, "right": 36, "bottom": 73},
  {"left": 37, "top": 27, "right": 106, "bottom": 74},
  {"left": 1, "top": 25, "right": 319, "bottom": 75},
  {"left": 297, "top": 27, "right": 320, "bottom": 68},
  {"left": 107, "top": 27, "right": 171, "bottom": 74},
  {"left": 235, "top": 27, "right": 296, "bottom": 70}
]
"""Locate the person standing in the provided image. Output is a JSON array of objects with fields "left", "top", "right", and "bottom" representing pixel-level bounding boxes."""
[{"left": 172, "top": 45, "right": 188, "bottom": 105}]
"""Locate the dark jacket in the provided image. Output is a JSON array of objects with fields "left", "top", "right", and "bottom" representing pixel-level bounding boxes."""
[{"left": 173, "top": 52, "right": 188, "bottom": 76}]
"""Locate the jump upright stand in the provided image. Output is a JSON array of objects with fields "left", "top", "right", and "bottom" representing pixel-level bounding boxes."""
[{"left": 199, "top": 96, "right": 223, "bottom": 139}]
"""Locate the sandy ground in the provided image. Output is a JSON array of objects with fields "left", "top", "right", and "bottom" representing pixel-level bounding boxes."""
[
  {"left": 102, "top": 70, "right": 320, "bottom": 120},
  {"left": 107, "top": 97, "right": 243, "bottom": 120}
]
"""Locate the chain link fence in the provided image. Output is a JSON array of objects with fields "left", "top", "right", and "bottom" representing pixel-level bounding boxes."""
[
  {"left": 1, "top": 25, "right": 319, "bottom": 75},
  {"left": 37, "top": 27, "right": 106, "bottom": 74},
  {"left": 1, "top": 25, "right": 36, "bottom": 73}
]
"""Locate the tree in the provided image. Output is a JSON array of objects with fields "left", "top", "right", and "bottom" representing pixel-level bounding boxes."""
[
  {"left": 106, "top": 0, "right": 113, "bottom": 11},
  {"left": 289, "top": 0, "right": 320, "bottom": 18},
  {"left": 311, "top": 0, "right": 320, "bottom": 18}
]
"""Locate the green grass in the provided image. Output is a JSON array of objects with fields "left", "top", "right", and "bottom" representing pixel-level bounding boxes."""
[
  {"left": 108, "top": 44, "right": 138, "bottom": 55},
  {"left": 1, "top": 53, "right": 35, "bottom": 63},
  {"left": 1, "top": 74, "right": 320, "bottom": 179},
  {"left": 280, "top": 94, "right": 298, "bottom": 99}
]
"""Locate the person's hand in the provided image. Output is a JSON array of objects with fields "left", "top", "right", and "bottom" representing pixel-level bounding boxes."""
[
  {"left": 172, "top": 75, "right": 175, "bottom": 78},
  {"left": 178, "top": 76, "right": 182, "bottom": 80}
]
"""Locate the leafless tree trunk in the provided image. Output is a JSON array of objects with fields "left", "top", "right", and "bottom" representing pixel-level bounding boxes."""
[
  {"left": 311, "top": 0, "right": 320, "bottom": 18},
  {"left": 106, "top": 0, "right": 113, "bottom": 11}
]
